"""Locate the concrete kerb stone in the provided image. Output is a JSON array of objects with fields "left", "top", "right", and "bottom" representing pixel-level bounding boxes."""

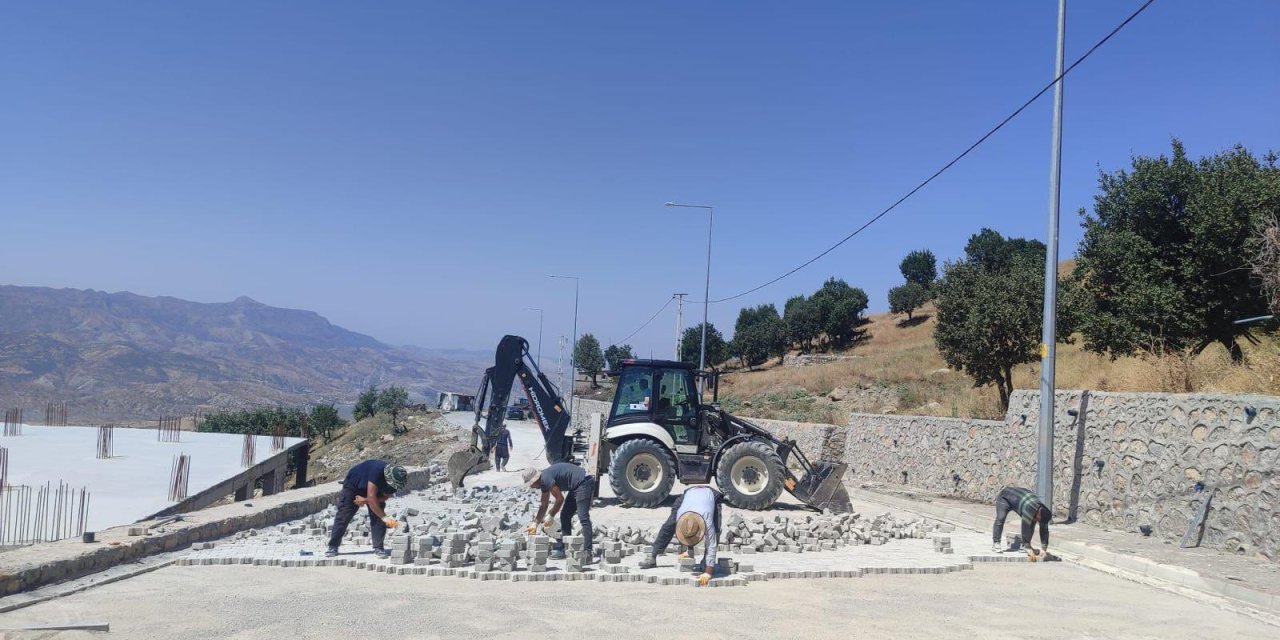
[
  {"left": 0, "top": 467, "right": 437, "bottom": 599},
  {"left": 848, "top": 487, "right": 1280, "bottom": 618}
]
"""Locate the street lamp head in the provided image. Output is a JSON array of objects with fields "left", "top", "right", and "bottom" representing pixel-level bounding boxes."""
[{"left": 664, "top": 202, "right": 675, "bottom": 207}]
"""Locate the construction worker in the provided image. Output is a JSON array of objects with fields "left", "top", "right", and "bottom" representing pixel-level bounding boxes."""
[
  {"left": 992, "top": 485, "right": 1052, "bottom": 556},
  {"left": 523, "top": 462, "right": 595, "bottom": 562},
  {"left": 493, "top": 426, "right": 514, "bottom": 471},
  {"left": 326, "top": 459, "right": 407, "bottom": 558},
  {"left": 639, "top": 484, "right": 723, "bottom": 586}
]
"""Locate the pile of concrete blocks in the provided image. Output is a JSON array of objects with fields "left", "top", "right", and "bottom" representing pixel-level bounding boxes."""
[
  {"left": 564, "top": 535, "right": 590, "bottom": 571},
  {"left": 388, "top": 534, "right": 415, "bottom": 564},
  {"left": 442, "top": 532, "right": 470, "bottom": 568},
  {"left": 717, "top": 511, "right": 947, "bottom": 554},
  {"left": 931, "top": 534, "right": 953, "bottom": 554},
  {"left": 525, "top": 535, "right": 550, "bottom": 572},
  {"left": 473, "top": 539, "right": 498, "bottom": 571},
  {"left": 602, "top": 540, "right": 626, "bottom": 565},
  {"left": 494, "top": 538, "right": 522, "bottom": 571},
  {"left": 415, "top": 534, "right": 441, "bottom": 565}
]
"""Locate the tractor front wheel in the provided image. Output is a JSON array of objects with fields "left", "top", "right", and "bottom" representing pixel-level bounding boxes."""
[
  {"left": 716, "top": 441, "right": 785, "bottom": 510},
  {"left": 608, "top": 439, "right": 676, "bottom": 508}
]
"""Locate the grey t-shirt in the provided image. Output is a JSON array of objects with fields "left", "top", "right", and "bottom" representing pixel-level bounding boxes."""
[{"left": 540, "top": 462, "right": 587, "bottom": 493}]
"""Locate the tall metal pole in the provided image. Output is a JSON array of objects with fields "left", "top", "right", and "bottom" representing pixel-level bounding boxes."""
[
  {"left": 665, "top": 202, "right": 715, "bottom": 378},
  {"left": 1037, "top": 0, "right": 1067, "bottom": 511},
  {"left": 673, "top": 293, "right": 688, "bottom": 361},
  {"left": 550, "top": 274, "right": 580, "bottom": 418}
]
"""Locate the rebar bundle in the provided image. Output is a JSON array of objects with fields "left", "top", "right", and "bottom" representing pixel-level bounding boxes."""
[
  {"left": 241, "top": 433, "right": 256, "bottom": 467},
  {"left": 0, "top": 447, "right": 7, "bottom": 492},
  {"left": 3, "top": 409, "right": 22, "bottom": 437},
  {"left": 168, "top": 454, "right": 191, "bottom": 501},
  {"left": 0, "top": 481, "right": 90, "bottom": 546},
  {"left": 156, "top": 416, "right": 182, "bottom": 443},
  {"left": 44, "top": 401, "right": 67, "bottom": 426},
  {"left": 96, "top": 424, "right": 115, "bottom": 459},
  {"left": 271, "top": 423, "right": 285, "bottom": 451}
]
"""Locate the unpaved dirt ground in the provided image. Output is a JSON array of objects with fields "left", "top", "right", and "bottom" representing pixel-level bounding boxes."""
[{"left": 4, "top": 562, "right": 1275, "bottom": 640}]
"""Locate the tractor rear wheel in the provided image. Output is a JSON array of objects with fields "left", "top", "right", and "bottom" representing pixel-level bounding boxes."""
[
  {"left": 716, "top": 441, "right": 785, "bottom": 510},
  {"left": 608, "top": 438, "right": 676, "bottom": 508}
]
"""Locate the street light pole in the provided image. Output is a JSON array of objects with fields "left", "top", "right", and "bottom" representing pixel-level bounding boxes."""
[
  {"left": 523, "top": 307, "right": 543, "bottom": 368},
  {"left": 665, "top": 203, "right": 714, "bottom": 376},
  {"left": 673, "top": 293, "right": 688, "bottom": 361},
  {"left": 1037, "top": 0, "right": 1067, "bottom": 511},
  {"left": 549, "top": 275, "right": 579, "bottom": 418}
]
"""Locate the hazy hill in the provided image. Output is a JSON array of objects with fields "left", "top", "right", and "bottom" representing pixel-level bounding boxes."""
[{"left": 0, "top": 285, "right": 486, "bottom": 421}]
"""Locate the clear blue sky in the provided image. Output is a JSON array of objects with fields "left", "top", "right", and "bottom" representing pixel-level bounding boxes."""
[{"left": 4, "top": 1, "right": 1277, "bottom": 357}]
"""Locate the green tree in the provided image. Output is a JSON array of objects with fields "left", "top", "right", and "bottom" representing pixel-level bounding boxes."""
[
  {"left": 808, "top": 277, "right": 870, "bottom": 350},
  {"left": 679, "top": 322, "right": 729, "bottom": 367},
  {"left": 1074, "top": 141, "right": 1278, "bottom": 362},
  {"left": 1254, "top": 216, "right": 1280, "bottom": 314},
  {"left": 899, "top": 250, "right": 938, "bottom": 287},
  {"left": 603, "top": 343, "right": 635, "bottom": 371},
  {"left": 308, "top": 404, "right": 346, "bottom": 442},
  {"left": 934, "top": 230, "right": 1075, "bottom": 411},
  {"left": 732, "top": 304, "right": 788, "bottom": 368},
  {"left": 377, "top": 385, "right": 409, "bottom": 433},
  {"left": 888, "top": 282, "right": 929, "bottom": 320},
  {"left": 783, "top": 295, "right": 820, "bottom": 353},
  {"left": 353, "top": 386, "right": 378, "bottom": 421},
  {"left": 573, "top": 333, "right": 606, "bottom": 387}
]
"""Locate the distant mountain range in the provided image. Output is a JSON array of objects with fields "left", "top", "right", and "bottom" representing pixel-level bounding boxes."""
[{"left": 0, "top": 285, "right": 488, "bottom": 421}]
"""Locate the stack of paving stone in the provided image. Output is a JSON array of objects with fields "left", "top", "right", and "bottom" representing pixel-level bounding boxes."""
[
  {"left": 564, "top": 535, "right": 589, "bottom": 571},
  {"left": 473, "top": 539, "right": 498, "bottom": 571},
  {"left": 415, "top": 534, "right": 441, "bottom": 565},
  {"left": 442, "top": 532, "right": 470, "bottom": 568},
  {"left": 525, "top": 535, "right": 550, "bottom": 573},
  {"left": 931, "top": 534, "right": 953, "bottom": 554},
  {"left": 494, "top": 538, "right": 522, "bottom": 571},
  {"left": 388, "top": 534, "right": 415, "bottom": 564},
  {"left": 602, "top": 540, "right": 626, "bottom": 565},
  {"left": 716, "top": 511, "right": 947, "bottom": 554}
]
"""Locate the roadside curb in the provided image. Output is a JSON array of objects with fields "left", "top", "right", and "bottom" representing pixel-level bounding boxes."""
[{"left": 849, "top": 487, "right": 1280, "bottom": 620}]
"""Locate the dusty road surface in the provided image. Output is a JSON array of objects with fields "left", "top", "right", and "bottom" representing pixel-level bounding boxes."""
[{"left": 4, "top": 562, "right": 1275, "bottom": 639}]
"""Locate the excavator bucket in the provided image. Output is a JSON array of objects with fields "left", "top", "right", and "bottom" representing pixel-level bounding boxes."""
[
  {"left": 446, "top": 448, "right": 490, "bottom": 488},
  {"left": 788, "top": 460, "right": 853, "bottom": 513}
]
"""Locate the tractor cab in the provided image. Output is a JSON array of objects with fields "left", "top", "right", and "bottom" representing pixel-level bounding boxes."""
[{"left": 607, "top": 359, "right": 708, "bottom": 453}]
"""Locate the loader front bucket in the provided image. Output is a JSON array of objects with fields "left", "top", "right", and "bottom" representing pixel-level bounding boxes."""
[
  {"left": 446, "top": 448, "right": 490, "bottom": 488},
  {"left": 788, "top": 460, "right": 852, "bottom": 513}
]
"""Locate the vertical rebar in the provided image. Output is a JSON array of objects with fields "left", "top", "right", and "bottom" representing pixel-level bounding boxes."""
[
  {"left": 241, "top": 433, "right": 256, "bottom": 467},
  {"left": 272, "top": 423, "right": 285, "bottom": 451}
]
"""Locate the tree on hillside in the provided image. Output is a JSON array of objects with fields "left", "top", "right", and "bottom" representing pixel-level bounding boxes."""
[
  {"left": 680, "top": 322, "right": 729, "bottom": 368},
  {"left": 377, "top": 385, "right": 409, "bottom": 433},
  {"left": 353, "top": 386, "right": 379, "bottom": 421},
  {"left": 784, "top": 295, "right": 820, "bottom": 353},
  {"left": 888, "top": 282, "right": 929, "bottom": 320},
  {"left": 574, "top": 334, "right": 606, "bottom": 387},
  {"left": 604, "top": 343, "right": 635, "bottom": 371},
  {"left": 899, "top": 250, "right": 938, "bottom": 288},
  {"left": 809, "top": 278, "right": 870, "bottom": 350},
  {"left": 1254, "top": 216, "right": 1280, "bottom": 315},
  {"left": 732, "top": 304, "right": 787, "bottom": 368},
  {"left": 934, "top": 230, "right": 1075, "bottom": 411},
  {"left": 1074, "top": 141, "right": 1278, "bottom": 362},
  {"left": 308, "top": 404, "right": 346, "bottom": 442}
]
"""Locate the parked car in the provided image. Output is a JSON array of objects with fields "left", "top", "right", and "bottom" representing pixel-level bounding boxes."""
[{"left": 505, "top": 405, "right": 525, "bottom": 420}]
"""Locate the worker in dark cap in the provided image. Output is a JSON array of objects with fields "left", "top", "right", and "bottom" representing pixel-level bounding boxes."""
[
  {"left": 992, "top": 486, "right": 1052, "bottom": 557},
  {"left": 327, "top": 459, "right": 408, "bottom": 558}
]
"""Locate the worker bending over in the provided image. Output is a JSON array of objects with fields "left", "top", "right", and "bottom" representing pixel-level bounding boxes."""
[
  {"left": 327, "top": 459, "right": 408, "bottom": 558},
  {"left": 992, "top": 486, "right": 1052, "bottom": 556},
  {"left": 523, "top": 462, "right": 595, "bottom": 562},
  {"left": 639, "top": 484, "right": 724, "bottom": 586}
]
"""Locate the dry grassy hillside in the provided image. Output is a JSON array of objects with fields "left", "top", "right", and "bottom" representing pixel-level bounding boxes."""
[{"left": 718, "top": 305, "right": 1280, "bottom": 421}]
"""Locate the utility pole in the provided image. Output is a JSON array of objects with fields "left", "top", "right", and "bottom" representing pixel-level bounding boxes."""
[
  {"left": 1037, "top": 0, "right": 1067, "bottom": 512},
  {"left": 673, "top": 293, "right": 688, "bottom": 361},
  {"left": 557, "top": 335, "right": 566, "bottom": 393}
]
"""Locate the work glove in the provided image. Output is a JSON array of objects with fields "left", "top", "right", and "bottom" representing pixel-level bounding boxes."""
[
  {"left": 696, "top": 571, "right": 712, "bottom": 587},
  {"left": 525, "top": 522, "right": 539, "bottom": 535},
  {"left": 1026, "top": 547, "right": 1041, "bottom": 562},
  {"left": 678, "top": 552, "right": 689, "bottom": 560},
  {"left": 382, "top": 517, "right": 399, "bottom": 529}
]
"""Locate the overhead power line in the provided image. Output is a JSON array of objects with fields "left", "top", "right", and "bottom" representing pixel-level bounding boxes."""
[
  {"left": 694, "top": 0, "right": 1157, "bottom": 305},
  {"left": 615, "top": 296, "right": 674, "bottom": 345}
]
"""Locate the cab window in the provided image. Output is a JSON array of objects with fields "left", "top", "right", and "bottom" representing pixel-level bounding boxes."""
[
  {"left": 655, "top": 369, "right": 696, "bottom": 420},
  {"left": 611, "top": 367, "right": 654, "bottom": 420}
]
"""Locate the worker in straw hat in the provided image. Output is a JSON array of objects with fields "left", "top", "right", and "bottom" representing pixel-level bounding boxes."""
[
  {"left": 639, "top": 484, "right": 724, "bottom": 586},
  {"left": 326, "top": 459, "right": 408, "bottom": 558}
]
